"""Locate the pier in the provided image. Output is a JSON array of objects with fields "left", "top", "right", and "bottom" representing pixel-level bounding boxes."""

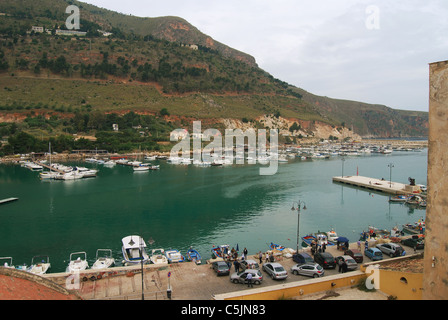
[
  {"left": 332, "top": 175, "right": 423, "bottom": 196},
  {"left": 32, "top": 161, "right": 65, "bottom": 174}
]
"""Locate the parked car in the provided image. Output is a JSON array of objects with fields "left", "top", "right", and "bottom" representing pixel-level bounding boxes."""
[
  {"left": 401, "top": 237, "right": 424, "bottom": 250},
  {"left": 262, "top": 262, "right": 288, "bottom": 280},
  {"left": 292, "top": 252, "right": 314, "bottom": 265},
  {"left": 376, "top": 243, "right": 405, "bottom": 257},
  {"left": 314, "top": 252, "right": 337, "bottom": 269},
  {"left": 230, "top": 269, "right": 263, "bottom": 285},
  {"left": 211, "top": 261, "right": 230, "bottom": 276},
  {"left": 291, "top": 263, "right": 324, "bottom": 278},
  {"left": 365, "top": 248, "right": 383, "bottom": 261},
  {"left": 344, "top": 249, "right": 364, "bottom": 263},
  {"left": 335, "top": 255, "right": 358, "bottom": 271},
  {"left": 240, "top": 259, "right": 260, "bottom": 270}
]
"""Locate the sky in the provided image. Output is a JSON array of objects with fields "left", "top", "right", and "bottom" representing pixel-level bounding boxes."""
[{"left": 80, "top": 0, "right": 448, "bottom": 112}]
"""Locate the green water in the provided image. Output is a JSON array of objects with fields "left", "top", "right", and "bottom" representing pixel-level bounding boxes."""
[{"left": 0, "top": 150, "right": 427, "bottom": 272}]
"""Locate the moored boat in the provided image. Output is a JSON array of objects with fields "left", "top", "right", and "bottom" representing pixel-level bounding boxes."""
[
  {"left": 211, "top": 245, "right": 230, "bottom": 258},
  {"left": 121, "top": 235, "right": 149, "bottom": 266},
  {"left": 165, "top": 249, "right": 185, "bottom": 263},
  {"left": 269, "top": 242, "right": 285, "bottom": 251},
  {"left": 150, "top": 249, "right": 168, "bottom": 265},
  {"left": 27, "top": 255, "right": 51, "bottom": 275},
  {"left": 91, "top": 249, "right": 115, "bottom": 270},
  {"left": 389, "top": 195, "right": 409, "bottom": 203},
  {"left": 186, "top": 248, "right": 202, "bottom": 265},
  {"left": 66, "top": 252, "right": 89, "bottom": 273}
]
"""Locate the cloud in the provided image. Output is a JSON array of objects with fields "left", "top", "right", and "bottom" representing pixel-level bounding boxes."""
[{"left": 81, "top": 0, "right": 448, "bottom": 111}]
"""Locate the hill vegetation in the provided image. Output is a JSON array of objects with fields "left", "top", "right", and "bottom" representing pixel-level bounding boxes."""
[{"left": 0, "top": 0, "right": 429, "bottom": 155}]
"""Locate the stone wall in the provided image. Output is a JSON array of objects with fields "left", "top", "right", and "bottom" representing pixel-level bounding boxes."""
[{"left": 423, "top": 60, "right": 448, "bottom": 299}]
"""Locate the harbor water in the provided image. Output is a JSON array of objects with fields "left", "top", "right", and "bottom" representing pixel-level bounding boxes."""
[{"left": 0, "top": 150, "right": 427, "bottom": 272}]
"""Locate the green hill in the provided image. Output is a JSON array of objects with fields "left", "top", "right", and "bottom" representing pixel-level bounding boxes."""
[{"left": 0, "top": 0, "right": 428, "bottom": 143}]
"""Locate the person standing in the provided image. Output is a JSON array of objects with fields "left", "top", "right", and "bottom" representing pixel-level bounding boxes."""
[
  {"left": 234, "top": 260, "right": 240, "bottom": 273},
  {"left": 246, "top": 272, "right": 253, "bottom": 288},
  {"left": 258, "top": 251, "right": 263, "bottom": 264},
  {"left": 243, "top": 247, "right": 248, "bottom": 257},
  {"left": 338, "top": 258, "right": 343, "bottom": 273},
  {"left": 341, "top": 260, "right": 348, "bottom": 273},
  {"left": 265, "top": 252, "right": 269, "bottom": 263}
]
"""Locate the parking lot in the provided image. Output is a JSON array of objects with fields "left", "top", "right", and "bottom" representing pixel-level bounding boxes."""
[{"left": 45, "top": 240, "right": 422, "bottom": 300}]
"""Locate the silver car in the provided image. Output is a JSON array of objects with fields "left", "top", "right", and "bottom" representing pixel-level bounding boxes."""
[
  {"left": 230, "top": 269, "right": 263, "bottom": 285},
  {"left": 262, "top": 262, "right": 288, "bottom": 280},
  {"left": 376, "top": 243, "right": 404, "bottom": 257},
  {"left": 336, "top": 255, "right": 358, "bottom": 271},
  {"left": 291, "top": 263, "right": 325, "bottom": 278}
]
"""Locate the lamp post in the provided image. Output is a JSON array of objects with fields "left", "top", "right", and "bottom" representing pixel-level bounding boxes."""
[
  {"left": 341, "top": 157, "right": 346, "bottom": 178},
  {"left": 388, "top": 163, "right": 394, "bottom": 188},
  {"left": 139, "top": 235, "right": 145, "bottom": 300},
  {"left": 291, "top": 200, "right": 307, "bottom": 253}
]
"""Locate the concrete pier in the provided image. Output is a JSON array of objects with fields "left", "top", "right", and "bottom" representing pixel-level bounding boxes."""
[{"left": 332, "top": 175, "right": 422, "bottom": 196}]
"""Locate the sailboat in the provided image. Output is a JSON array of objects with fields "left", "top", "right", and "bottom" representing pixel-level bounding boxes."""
[{"left": 40, "top": 142, "right": 58, "bottom": 179}]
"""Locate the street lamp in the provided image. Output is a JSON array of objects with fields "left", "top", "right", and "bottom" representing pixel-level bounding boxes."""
[
  {"left": 341, "top": 157, "right": 346, "bottom": 178},
  {"left": 388, "top": 163, "right": 394, "bottom": 188},
  {"left": 291, "top": 200, "right": 307, "bottom": 253},
  {"left": 139, "top": 235, "right": 145, "bottom": 300}
]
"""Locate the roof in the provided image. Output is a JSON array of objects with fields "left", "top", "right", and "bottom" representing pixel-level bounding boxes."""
[{"left": 0, "top": 268, "right": 80, "bottom": 300}]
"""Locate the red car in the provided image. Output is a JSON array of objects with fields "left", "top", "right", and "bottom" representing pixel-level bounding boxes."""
[{"left": 344, "top": 249, "right": 363, "bottom": 263}]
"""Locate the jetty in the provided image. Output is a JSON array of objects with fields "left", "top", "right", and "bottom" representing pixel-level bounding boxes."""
[
  {"left": 32, "top": 161, "right": 65, "bottom": 174},
  {"left": 332, "top": 175, "right": 423, "bottom": 196},
  {"left": 0, "top": 198, "right": 19, "bottom": 205}
]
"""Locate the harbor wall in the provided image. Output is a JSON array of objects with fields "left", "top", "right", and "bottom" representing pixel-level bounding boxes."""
[{"left": 424, "top": 60, "right": 448, "bottom": 300}]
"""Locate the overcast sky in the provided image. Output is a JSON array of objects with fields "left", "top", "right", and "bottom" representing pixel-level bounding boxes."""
[{"left": 81, "top": 0, "right": 448, "bottom": 112}]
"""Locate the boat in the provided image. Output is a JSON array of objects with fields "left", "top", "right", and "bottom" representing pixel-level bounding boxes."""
[
  {"left": 211, "top": 245, "right": 230, "bottom": 258},
  {"left": 326, "top": 229, "right": 339, "bottom": 242},
  {"left": 269, "top": 242, "right": 285, "bottom": 251},
  {"left": 133, "top": 164, "right": 150, "bottom": 172},
  {"left": 149, "top": 249, "right": 169, "bottom": 265},
  {"left": 406, "top": 195, "right": 425, "bottom": 206},
  {"left": 301, "top": 235, "right": 316, "bottom": 247},
  {"left": 91, "top": 249, "right": 115, "bottom": 270},
  {"left": 145, "top": 155, "right": 157, "bottom": 161},
  {"left": 402, "top": 219, "right": 425, "bottom": 235},
  {"left": 186, "top": 248, "right": 202, "bottom": 265},
  {"left": 104, "top": 160, "right": 116, "bottom": 167},
  {"left": 27, "top": 255, "right": 51, "bottom": 275},
  {"left": 39, "top": 171, "right": 59, "bottom": 179},
  {"left": 0, "top": 257, "right": 15, "bottom": 268},
  {"left": 66, "top": 252, "right": 89, "bottom": 273},
  {"left": 165, "top": 249, "right": 185, "bottom": 263},
  {"left": 389, "top": 195, "right": 409, "bottom": 203},
  {"left": 121, "top": 235, "right": 149, "bottom": 265}
]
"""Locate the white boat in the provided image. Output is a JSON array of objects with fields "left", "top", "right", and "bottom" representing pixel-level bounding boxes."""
[
  {"left": 165, "top": 249, "right": 185, "bottom": 263},
  {"left": 27, "top": 255, "right": 51, "bottom": 275},
  {"left": 326, "top": 229, "right": 339, "bottom": 242},
  {"left": 150, "top": 249, "right": 169, "bottom": 265},
  {"left": 66, "top": 252, "right": 89, "bottom": 273},
  {"left": 104, "top": 160, "right": 116, "bottom": 167},
  {"left": 145, "top": 155, "right": 157, "bottom": 161},
  {"left": 133, "top": 164, "right": 150, "bottom": 172},
  {"left": 39, "top": 171, "right": 59, "bottom": 179},
  {"left": 75, "top": 167, "right": 97, "bottom": 177},
  {"left": 91, "top": 249, "right": 115, "bottom": 270},
  {"left": 0, "top": 257, "right": 15, "bottom": 269},
  {"left": 85, "top": 158, "right": 97, "bottom": 163},
  {"left": 55, "top": 170, "right": 84, "bottom": 180},
  {"left": 116, "top": 159, "right": 129, "bottom": 165},
  {"left": 121, "top": 235, "right": 150, "bottom": 265},
  {"left": 128, "top": 161, "right": 142, "bottom": 166}
]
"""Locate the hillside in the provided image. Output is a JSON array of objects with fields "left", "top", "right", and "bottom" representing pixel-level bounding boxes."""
[{"left": 0, "top": 0, "right": 428, "bottom": 145}]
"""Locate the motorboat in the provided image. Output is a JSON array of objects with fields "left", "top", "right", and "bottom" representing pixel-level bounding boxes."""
[
  {"left": 55, "top": 170, "right": 84, "bottom": 180},
  {"left": 150, "top": 249, "right": 169, "bottom": 265},
  {"left": 211, "top": 245, "right": 230, "bottom": 258},
  {"left": 121, "top": 235, "right": 149, "bottom": 265},
  {"left": 326, "top": 229, "right": 339, "bottom": 242},
  {"left": 269, "top": 242, "right": 285, "bottom": 251},
  {"left": 389, "top": 195, "right": 409, "bottom": 203},
  {"left": 406, "top": 195, "right": 425, "bottom": 206},
  {"left": 27, "top": 255, "right": 51, "bottom": 275},
  {"left": 186, "top": 248, "right": 202, "bottom": 265},
  {"left": 165, "top": 249, "right": 185, "bottom": 263},
  {"left": 74, "top": 167, "right": 97, "bottom": 177},
  {"left": 104, "top": 160, "right": 116, "bottom": 167},
  {"left": 145, "top": 155, "right": 157, "bottom": 161},
  {"left": 66, "top": 252, "right": 89, "bottom": 273},
  {"left": 133, "top": 164, "right": 150, "bottom": 172},
  {"left": 0, "top": 257, "right": 15, "bottom": 269},
  {"left": 91, "top": 249, "right": 115, "bottom": 270},
  {"left": 39, "top": 171, "right": 59, "bottom": 180}
]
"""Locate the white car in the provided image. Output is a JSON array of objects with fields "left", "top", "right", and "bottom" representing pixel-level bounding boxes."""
[
  {"left": 291, "top": 263, "right": 324, "bottom": 278},
  {"left": 262, "top": 262, "right": 288, "bottom": 280}
]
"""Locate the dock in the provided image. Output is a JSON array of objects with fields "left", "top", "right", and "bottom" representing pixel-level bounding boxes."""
[
  {"left": 0, "top": 198, "right": 19, "bottom": 205},
  {"left": 332, "top": 175, "right": 422, "bottom": 196},
  {"left": 32, "top": 161, "right": 65, "bottom": 174}
]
